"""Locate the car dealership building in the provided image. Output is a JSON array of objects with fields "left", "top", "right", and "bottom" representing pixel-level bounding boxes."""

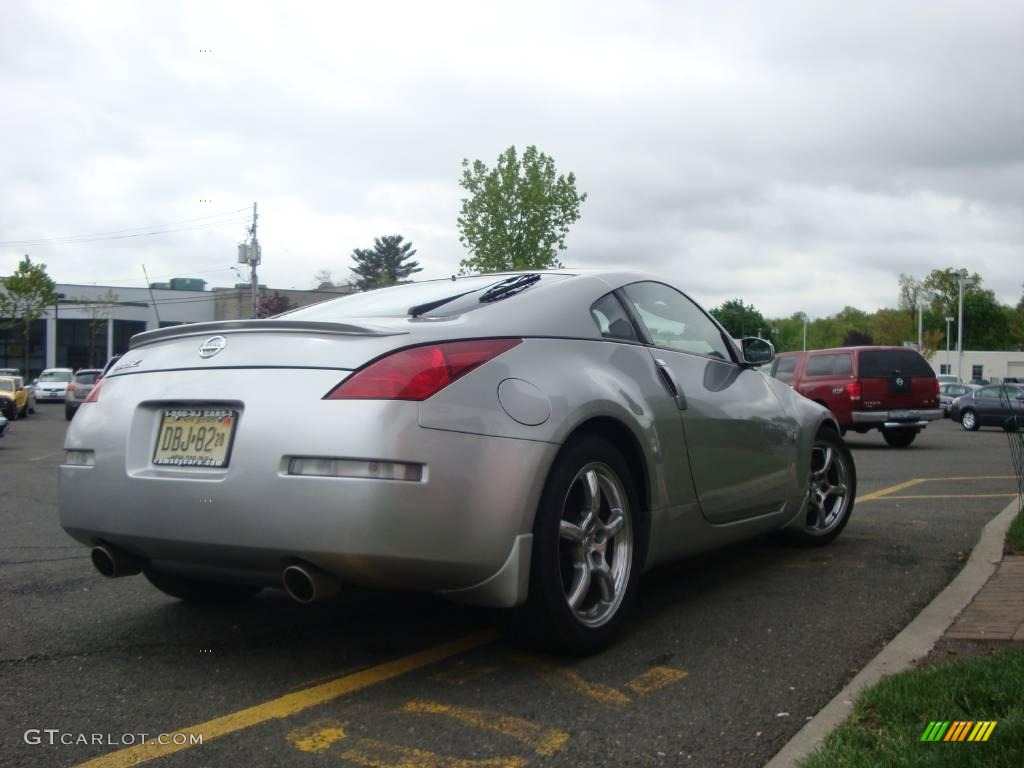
[{"left": 0, "top": 280, "right": 354, "bottom": 376}]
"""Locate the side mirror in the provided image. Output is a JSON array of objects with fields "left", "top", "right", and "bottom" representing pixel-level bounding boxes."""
[{"left": 740, "top": 337, "right": 775, "bottom": 367}]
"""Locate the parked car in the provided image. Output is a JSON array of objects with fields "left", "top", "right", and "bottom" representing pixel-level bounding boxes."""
[
  {"left": 65, "top": 369, "right": 103, "bottom": 421},
  {"left": 59, "top": 270, "right": 857, "bottom": 654},
  {"left": 949, "top": 384, "right": 1024, "bottom": 431},
  {"left": 34, "top": 368, "right": 75, "bottom": 402},
  {"left": 771, "top": 346, "right": 941, "bottom": 447},
  {"left": 0, "top": 367, "right": 22, "bottom": 378},
  {"left": 939, "top": 383, "right": 979, "bottom": 416},
  {"left": 0, "top": 375, "right": 28, "bottom": 420},
  {"left": 936, "top": 374, "right": 959, "bottom": 385}
]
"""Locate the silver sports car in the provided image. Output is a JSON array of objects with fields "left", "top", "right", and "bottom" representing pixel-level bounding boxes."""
[{"left": 60, "top": 270, "right": 856, "bottom": 653}]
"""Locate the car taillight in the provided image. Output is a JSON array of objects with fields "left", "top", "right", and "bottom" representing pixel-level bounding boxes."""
[
  {"left": 325, "top": 339, "right": 522, "bottom": 401},
  {"left": 83, "top": 379, "right": 102, "bottom": 403},
  {"left": 846, "top": 381, "right": 862, "bottom": 400},
  {"left": 933, "top": 379, "right": 940, "bottom": 398}
]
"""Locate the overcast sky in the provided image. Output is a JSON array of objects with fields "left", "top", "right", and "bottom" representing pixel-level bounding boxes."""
[{"left": 2, "top": 0, "right": 1022, "bottom": 318}]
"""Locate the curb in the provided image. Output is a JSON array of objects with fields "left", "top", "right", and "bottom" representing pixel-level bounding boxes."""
[{"left": 764, "top": 494, "right": 1022, "bottom": 768}]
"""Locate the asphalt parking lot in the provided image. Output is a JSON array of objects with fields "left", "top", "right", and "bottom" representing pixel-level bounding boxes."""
[{"left": 1, "top": 406, "right": 1019, "bottom": 768}]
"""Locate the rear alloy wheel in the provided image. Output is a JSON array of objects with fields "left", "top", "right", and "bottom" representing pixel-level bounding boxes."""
[
  {"left": 791, "top": 430, "right": 856, "bottom": 546},
  {"left": 144, "top": 569, "right": 263, "bottom": 603},
  {"left": 521, "top": 434, "right": 645, "bottom": 654},
  {"left": 881, "top": 428, "right": 917, "bottom": 448},
  {"left": 961, "top": 409, "right": 979, "bottom": 431}
]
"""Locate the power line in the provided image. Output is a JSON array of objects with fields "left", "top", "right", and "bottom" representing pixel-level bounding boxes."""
[{"left": 0, "top": 208, "right": 250, "bottom": 247}]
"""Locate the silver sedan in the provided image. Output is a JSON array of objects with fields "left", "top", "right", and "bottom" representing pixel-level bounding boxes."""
[{"left": 60, "top": 270, "right": 856, "bottom": 653}]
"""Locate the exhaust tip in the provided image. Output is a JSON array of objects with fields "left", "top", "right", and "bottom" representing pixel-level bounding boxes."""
[
  {"left": 90, "top": 544, "right": 143, "bottom": 578},
  {"left": 282, "top": 563, "right": 340, "bottom": 604},
  {"left": 91, "top": 546, "right": 116, "bottom": 577}
]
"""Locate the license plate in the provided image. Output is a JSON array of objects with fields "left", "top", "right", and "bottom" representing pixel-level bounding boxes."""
[{"left": 153, "top": 408, "right": 237, "bottom": 467}]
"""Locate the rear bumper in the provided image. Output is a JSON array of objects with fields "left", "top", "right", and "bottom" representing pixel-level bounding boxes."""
[
  {"left": 58, "top": 370, "right": 559, "bottom": 606},
  {"left": 851, "top": 409, "right": 942, "bottom": 428}
]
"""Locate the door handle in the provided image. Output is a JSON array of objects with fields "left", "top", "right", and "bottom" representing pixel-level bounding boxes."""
[{"left": 655, "top": 359, "right": 687, "bottom": 410}]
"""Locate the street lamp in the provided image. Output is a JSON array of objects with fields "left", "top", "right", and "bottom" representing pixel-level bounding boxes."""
[
  {"left": 956, "top": 269, "right": 976, "bottom": 383},
  {"left": 800, "top": 312, "right": 809, "bottom": 351},
  {"left": 945, "top": 316, "right": 954, "bottom": 376}
]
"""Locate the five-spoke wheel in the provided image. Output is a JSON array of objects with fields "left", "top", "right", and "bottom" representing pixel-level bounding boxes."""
[{"left": 793, "top": 429, "right": 856, "bottom": 545}]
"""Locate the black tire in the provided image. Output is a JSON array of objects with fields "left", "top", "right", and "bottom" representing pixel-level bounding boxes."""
[
  {"left": 516, "top": 433, "right": 647, "bottom": 655},
  {"left": 5, "top": 403, "right": 17, "bottom": 421},
  {"left": 65, "top": 406, "right": 75, "bottom": 421},
  {"left": 960, "top": 409, "right": 980, "bottom": 431},
  {"left": 881, "top": 428, "right": 917, "bottom": 448},
  {"left": 788, "top": 429, "right": 856, "bottom": 547},
  {"left": 144, "top": 569, "right": 263, "bottom": 603}
]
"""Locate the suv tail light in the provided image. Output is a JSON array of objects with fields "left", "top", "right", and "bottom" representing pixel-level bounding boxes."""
[
  {"left": 933, "top": 379, "right": 940, "bottom": 398},
  {"left": 325, "top": 339, "right": 522, "bottom": 401},
  {"left": 846, "top": 381, "right": 862, "bottom": 400},
  {"left": 83, "top": 379, "right": 103, "bottom": 403}
]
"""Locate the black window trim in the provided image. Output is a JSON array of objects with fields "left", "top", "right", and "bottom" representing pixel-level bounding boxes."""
[
  {"left": 589, "top": 291, "right": 644, "bottom": 344},
  {"left": 614, "top": 281, "right": 741, "bottom": 366}
]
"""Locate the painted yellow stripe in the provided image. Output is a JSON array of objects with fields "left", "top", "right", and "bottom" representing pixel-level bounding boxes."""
[
  {"left": 883, "top": 494, "right": 1017, "bottom": 500},
  {"left": 510, "top": 654, "right": 630, "bottom": 706},
  {"left": 919, "top": 475, "right": 1016, "bottom": 481},
  {"left": 857, "top": 479, "right": 926, "bottom": 502},
  {"left": 625, "top": 666, "right": 689, "bottom": 695},
  {"left": 337, "top": 737, "right": 527, "bottom": 768},
  {"left": 74, "top": 631, "right": 497, "bottom": 768},
  {"left": 981, "top": 721, "right": 997, "bottom": 741},
  {"left": 403, "top": 700, "right": 569, "bottom": 757}
]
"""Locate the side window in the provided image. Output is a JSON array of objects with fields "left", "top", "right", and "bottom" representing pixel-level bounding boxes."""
[
  {"left": 978, "top": 386, "right": 1000, "bottom": 399},
  {"left": 621, "top": 282, "right": 732, "bottom": 360},
  {"left": 833, "top": 354, "right": 853, "bottom": 375},
  {"left": 805, "top": 355, "right": 835, "bottom": 377},
  {"left": 772, "top": 356, "right": 798, "bottom": 383},
  {"left": 589, "top": 293, "right": 638, "bottom": 342}
]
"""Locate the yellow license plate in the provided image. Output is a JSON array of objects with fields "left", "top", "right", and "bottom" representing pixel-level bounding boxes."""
[{"left": 153, "top": 408, "right": 237, "bottom": 467}]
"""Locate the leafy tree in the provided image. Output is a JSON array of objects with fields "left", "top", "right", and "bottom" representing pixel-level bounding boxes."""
[
  {"left": 457, "top": 145, "right": 587, "bottom": 273},
  {"left": 710, "top": 299, "right": 771, "bottom": 340},
  {"left": 843, "top": 329, "right": 874, "bottom": 346},
  {"left": 869, "top": 308, "right": 912, "bottom": 346},
  {"left": 76, "top": 289, "right": 119, "bottom": 367},
  {"left": 351, "top": 235, "right": 421, "bottom": 291},
  {"left": 922, "top": 267, "right": 983, "bottom": 319},
  {"left": 257, "top": 291, "right": 294, "bottom": 318},
  {"left": 0, "top": 255, "right": 58, "bottom": 375}
]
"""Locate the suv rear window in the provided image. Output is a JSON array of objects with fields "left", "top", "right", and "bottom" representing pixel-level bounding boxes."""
[
  {"left": 74, "top": 372, "right": 100, "bottom": 385},
  {"left": 858, "top": 350, "right": 934, "bottom": 378},
  {"left": 771, "top": 356, "right": 798, "bottom": 383},
  {"left": 806, "top": 353, "right": 853, "bottom": 377}
]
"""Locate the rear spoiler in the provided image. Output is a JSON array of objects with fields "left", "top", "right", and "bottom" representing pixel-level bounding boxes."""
[{"left": 130, "top": 319, "right": 406, "bottom": 350}]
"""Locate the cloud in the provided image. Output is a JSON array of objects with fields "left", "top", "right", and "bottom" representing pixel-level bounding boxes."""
[{"left": 2, "top": 0, "right": 1022, "bottom": 316}]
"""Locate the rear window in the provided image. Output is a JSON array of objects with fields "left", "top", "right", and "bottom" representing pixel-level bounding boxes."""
[
  {"left": 74, "top": 372, "right": 100, "bottom": 385},
  {"left": 858, "top": 350, "right": 934, "bottom": 378},
  {"left": 771, "top": 356, "right": 798, "bottom": 383},
  {"left": 805, "top": 353, "right": 853, "bottom": 377},
  {"left": 282, "top": 274, "right": 570, "bottom": 320},
  {"left": 38, "top": 370, "right": 73, "bottom": 382}
]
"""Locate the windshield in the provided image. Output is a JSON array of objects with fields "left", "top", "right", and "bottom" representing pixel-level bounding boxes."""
[
  {"left": 0, "top": 380, "right": 13, "bottom": 392},
  {"left": 282, "top": 274, "right": 569, "bottom": 321},
  {"left": 39, "top": 371, "right": 73, "bottom": 382}
]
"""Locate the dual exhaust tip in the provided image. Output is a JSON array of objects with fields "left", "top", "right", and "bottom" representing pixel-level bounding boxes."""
[{"left": 89, "top": 545, "right": 341, "bottom": 604}]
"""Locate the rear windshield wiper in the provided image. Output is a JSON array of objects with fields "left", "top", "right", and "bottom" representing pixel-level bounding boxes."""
[
  {"left": 408, "top": 288, "right": 480, "bottom": 318},
  {"left": 479, "top": 274, "right": 540, "bottom": 303}
]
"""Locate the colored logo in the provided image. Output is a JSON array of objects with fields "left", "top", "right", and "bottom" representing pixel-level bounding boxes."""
[
  {"left": 920, "top": 721, "right": 997, "bottom": 742},
  {"left": 198, "top": 336, "right": 227, "bottom": 359}
]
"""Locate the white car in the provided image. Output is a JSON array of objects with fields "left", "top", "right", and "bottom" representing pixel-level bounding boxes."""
[{"left": 34, "top": 368, "right": 75, "bottom": 402}]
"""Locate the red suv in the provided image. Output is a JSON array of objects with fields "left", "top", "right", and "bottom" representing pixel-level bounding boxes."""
[{"left": 771, "top": 346, "right": 941, "bottom": 447}]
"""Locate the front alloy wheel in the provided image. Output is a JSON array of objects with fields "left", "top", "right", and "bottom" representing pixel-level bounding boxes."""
[{"left": 961, "top": 409, "right": 979, "bottom": 431}]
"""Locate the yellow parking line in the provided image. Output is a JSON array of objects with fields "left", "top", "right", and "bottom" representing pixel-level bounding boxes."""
[
  {"left": 74, "top": 631, "right": 497, "bottom": 768},
  {"left": 857, "top": 479, "right": 926, "bottom": 502},
  {"left": 882, "top": 494, "right": 1018, "bottom": 500},
  {"left": 403, "top": 700, "right": 569, "bottom": 757},
  {"left": 625, "top": 666, "right": 689, "bottom": 695},
  {"left": 510, "top": 655, "right": 631, "bottom": 706},
  {"left": 337, "top": 737, "right": 528, "bottom": 768},
  {"left": 918, "top": 475, "right": 1016, "bottom": 481}
]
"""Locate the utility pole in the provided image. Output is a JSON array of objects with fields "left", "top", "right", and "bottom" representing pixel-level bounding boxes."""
[
  {"left": 801, "top": 313, "right": 808, "bottom": 351},
  {"left": 956, "top": 269, "right": 972, "bottom": 383},
  {"left": 945, "top": 316, "right": 953, "bottom": 375},
  {"left": 247, "top": 202, "right": 261, "bottom": 318}
]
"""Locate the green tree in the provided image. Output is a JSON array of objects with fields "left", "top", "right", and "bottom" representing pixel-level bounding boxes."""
[
  {"left": 350, "top": 235, "right": 421, "bottom": 291},
  {"left": 457, "top": 145, "right": 587, "bottom": 273},
  {"left": 257, "top": 291, "right": 294, "bottom": 318},
  {"left": 76, "top": 289, "right": 119, "bottom": 367},
  {"left": 0, "top": 255, "right": 58, "bottom": 375},
  {"left": 870, "top": 308, "right": 913, "bottom": 346},
  {"left": 710, "top": 299, "right": 771, "bottom": 340}
]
